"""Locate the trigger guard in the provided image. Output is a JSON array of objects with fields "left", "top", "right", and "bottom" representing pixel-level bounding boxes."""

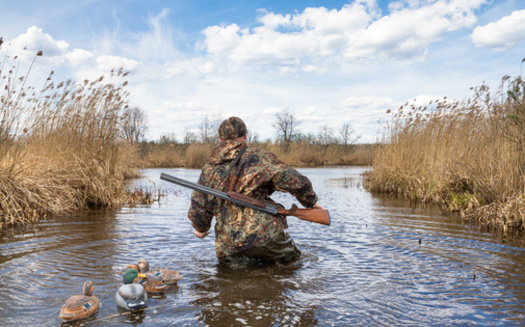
[{"left": 286, "top": 204, "right": 298, "bottom": 214}]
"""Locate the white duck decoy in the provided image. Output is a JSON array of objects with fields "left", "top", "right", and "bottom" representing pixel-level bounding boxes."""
[{"left": 116, "top": 268, "right": 148, "bottom": 310}]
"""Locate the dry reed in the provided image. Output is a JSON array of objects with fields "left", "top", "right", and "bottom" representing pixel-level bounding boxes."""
[
  {"left": 365, "top": 76, "right": 525, "bottom": 233},
  {"left": 140, "top": 143, "right": 187, "bottom": 168},
  {"left": 141, "top": 141, "right": 373, "bottom": 168},
  {"left": 0, "top": 43, "right": 143, "bottom": 230}
]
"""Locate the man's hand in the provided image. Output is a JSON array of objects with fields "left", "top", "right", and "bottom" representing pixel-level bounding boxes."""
[
  {"left": 313, "top": 203, "right": 324, "bottom": 210},
  {"left": 194, "top": 229, "right": 209, "bottom": 239}
]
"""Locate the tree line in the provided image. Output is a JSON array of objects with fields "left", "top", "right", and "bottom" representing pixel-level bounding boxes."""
[{"left": 123, "top": 107, "right": 361, "bottom": 147}]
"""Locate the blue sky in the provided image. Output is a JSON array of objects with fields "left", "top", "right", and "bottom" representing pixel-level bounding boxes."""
[{"left": 1, "top": 0, "right": 525, "bottom": 142}]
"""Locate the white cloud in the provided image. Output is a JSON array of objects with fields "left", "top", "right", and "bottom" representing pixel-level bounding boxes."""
[
  {"left": 63, "top": 48, "right": 95, "bottom": 66},
  {"left": 132, "top": 9, "right": 182, "bottom": 61},
  {"left": 198, "top": 61, "right": 215, "bottom": 74},
  {"left": 344, "top": 0, "right": 484, "bottom": 61},
  {"left": 96, "top": 55, "right": 140, "bottom": 71},
  {"left": 202, "top": 24, "right": 241, "bottom": 53},
  {"left": 339, "top": 96, "right": 395, "bottom": 110},
  {"left": 8, "top": 26, "right": 69, "bottom": 56},
  {"left": 96, "top": 8, "right": 182, "bottom": 63},
  {"left": 201, "top": 0, "right": 486, "bottom": 69},
  {"left": 471, "top": 9, "right": 525, "bottom": 51},
  {"left": 202, "top": 3, "right": 374, "bottom": 68},
  {"left": 162, "top": 57, "right": 227, "bottom": 78},
  {"left": 337, "top": 96, "right": 397, "bottom": 130},
  {"left": 1, "top": 2, "right": 516, "bottom": 144}
]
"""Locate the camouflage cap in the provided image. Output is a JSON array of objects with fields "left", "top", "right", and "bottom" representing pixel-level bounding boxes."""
[{"left": 218, "top": 117, "right": 247, "bottom": 140}]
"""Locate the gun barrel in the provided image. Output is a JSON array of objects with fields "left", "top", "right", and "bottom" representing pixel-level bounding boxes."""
[
  {"left": 160, "top": 173, "right": 279, "bottom": 215},
  {"left": 160, "top": 172, "right": 330, "bottom": 225}
]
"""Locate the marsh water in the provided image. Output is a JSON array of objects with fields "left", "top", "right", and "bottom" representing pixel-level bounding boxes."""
[{"left": 0, "top": 167, "right": 524, "bottom": 326}]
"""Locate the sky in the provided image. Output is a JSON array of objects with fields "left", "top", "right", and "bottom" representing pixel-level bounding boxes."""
[{"left": 1, "top": 0, "right": 524, "bottom": 143}]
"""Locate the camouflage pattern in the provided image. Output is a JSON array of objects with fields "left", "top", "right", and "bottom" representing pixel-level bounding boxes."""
[
  {"left": 218, "top": 116, "right": 247, "bottom": 140},
  {"left": 188, "top": 137, "right": 318, "bottom": 258},
  {"left": 219, "top": 231, "right": 300, "bottom": 268}
]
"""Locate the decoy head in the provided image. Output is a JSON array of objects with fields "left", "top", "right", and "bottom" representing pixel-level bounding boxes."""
[
  {"left": 123, "top": 268, "right": 146, "bottom": 284},
  {"left": 82, "top": 281, "right": 95, "bottom": 296},
  {"left": 138, "top": 259, "right": 150, "bottom": 273},
  {"left": 127, "top": 263, "right": 140, "bottom": 273}
]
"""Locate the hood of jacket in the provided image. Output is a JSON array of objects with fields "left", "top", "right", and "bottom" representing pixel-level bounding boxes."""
[{"left": 209, "top": 138, "right": 246, "bottom": 165}]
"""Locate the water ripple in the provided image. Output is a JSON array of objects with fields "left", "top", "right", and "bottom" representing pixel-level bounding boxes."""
[{"left": 0, "top": 167, "right": 524, "bottom": 326}]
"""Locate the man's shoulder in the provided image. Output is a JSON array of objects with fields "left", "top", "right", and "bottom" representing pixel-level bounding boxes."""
[
  {"left": 245, "top": 146, "right": 280, "bottom": 162},
  {"left": 243, "top": 146, "right": 289, "bottom": 173}
]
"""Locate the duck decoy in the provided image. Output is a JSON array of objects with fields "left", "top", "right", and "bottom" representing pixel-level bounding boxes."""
[
  {"left": 59, "top": 281, "right": 100, "bottom": 322},
  {"left": 138, "top": 259, "right": 183, "bottom": 285},
  {"left": 126, "top": 261, "right": 168, "bottom": 293},
  {"left": 116, "top": 268, "right": 148, "bottom": 310}
]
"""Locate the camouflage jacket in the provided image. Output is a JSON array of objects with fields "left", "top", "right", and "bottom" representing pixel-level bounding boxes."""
[{"left": 188, "top": 138, "right": 318, "bottom": 258}]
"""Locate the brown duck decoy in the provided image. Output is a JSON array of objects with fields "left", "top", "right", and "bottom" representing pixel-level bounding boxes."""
[
  {"left": 59, "top": 281, "right": 100, "bottom": 322},
  {"left": 138, "top": 259, "right": 183, "bottom": 285},
  {"left": 127, "top": 261, "right": 168, "bottom": 293}
]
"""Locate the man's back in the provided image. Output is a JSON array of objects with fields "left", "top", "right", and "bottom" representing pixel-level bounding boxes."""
[{"left": 187, "top": 116, "right": 318, "bottom": 266}]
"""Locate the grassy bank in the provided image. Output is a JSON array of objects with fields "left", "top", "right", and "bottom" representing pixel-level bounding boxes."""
[
  {"left": 139, "top": 141, "right": 375, "bottom": 168},
  {"left": 365, "top": 76, "right": 525, "bottom": 233},
  {"left": 0, "top": 49, "right": 144, "bottom": 230}
]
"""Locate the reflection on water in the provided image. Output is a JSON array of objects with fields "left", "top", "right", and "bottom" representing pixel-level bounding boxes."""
[
  {"left": 191, "top": 264, "right": 316, "bottom": 326},
  {"left": 0, "top": 167, "right": 524, "bottom": 326}
]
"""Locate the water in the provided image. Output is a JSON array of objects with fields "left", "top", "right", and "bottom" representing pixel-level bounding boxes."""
[{"left": 0, "top": 167, "right": 524, "bottom": 326}]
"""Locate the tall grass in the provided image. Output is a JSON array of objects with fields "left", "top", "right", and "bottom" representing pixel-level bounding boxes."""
[
  {"left": 365, "top": 76, "right": 525, "bottom": 233},
  {"left": 258, "top": 142, "right": 372, "bottom": 166},
  {"left": 141, "top": 140, "right": 374, "bottom": 168},
  {"left": 0, "top": 44, "right": 139, "bottom": 229}
]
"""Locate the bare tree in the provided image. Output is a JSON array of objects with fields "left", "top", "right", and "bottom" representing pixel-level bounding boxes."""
[
  {"left": 159, "top": 132, "right": 177, "bottom": 145},
  {"left": 318, "top": 124, "right": 335, "bottom": 145},
  {"left": 274, "top": 109, "right": 301, "bottom": 143},
  {"left": 183, "top": 130, "right": 198, "bottom": 144},
  {"left": 198, "top": 116, "right": 215, "bottom": 143},
  {"left": 120, "top": 107, "right": 147, "bottom": 144},
  {"left": 247, "top": 131, "right": 260, "bottom": 144},
  {"left": 198, "top": 115, "right": 222, "bottom": 143},
  {"left": 339, "top": 122, "right": 361, "bottom": 147}
]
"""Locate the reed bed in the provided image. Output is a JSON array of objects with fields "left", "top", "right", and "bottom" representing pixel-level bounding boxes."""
[
  {"left": 141, "top": 141, "right": 373, "bottom": 169},
  {"left": 259, "top": 142, "right": 370, "bottom": 166},
  {"left": 365, "top": 76, "right": 525, "bottom": 233},
  {"left": 0, "top": 45, "right": 143, "bottom": 230},
  {"left": 140, "top": 143, "right": 188, "bottom": 168}
]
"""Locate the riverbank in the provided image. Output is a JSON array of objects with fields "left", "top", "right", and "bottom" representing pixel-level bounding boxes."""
[
  {"left": 0, "top": 51, "right": 149, "bottom": 230},
  {"left": 364, "top": 75, "right": 525, "bottom": 234},
  {"left": 138, "top": 141, "right": 375, "bottom": 168}
]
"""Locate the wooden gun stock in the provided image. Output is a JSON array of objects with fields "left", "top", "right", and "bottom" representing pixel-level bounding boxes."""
[
  {"left": 279, "top": 206, "right": 331, "bottom": 226},
  {"left": 228, "top": 191, "right": 331, "bottom": 226}
]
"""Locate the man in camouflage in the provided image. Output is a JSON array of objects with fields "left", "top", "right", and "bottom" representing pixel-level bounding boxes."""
[{"left": 188, "top": 116, "right": 321, "bottom": 268}]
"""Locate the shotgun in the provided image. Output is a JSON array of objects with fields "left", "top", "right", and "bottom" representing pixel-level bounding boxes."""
[{"left": 160, "top": 172, "right": 330, "bottom": 226}]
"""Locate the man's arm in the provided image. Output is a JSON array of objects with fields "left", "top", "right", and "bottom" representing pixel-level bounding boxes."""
[
  {"left": 272, "top": 167, "right": 318, "bottom": 208},
  {"left": 187, "top": 173, "right": 214, "bottom": 237}
]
